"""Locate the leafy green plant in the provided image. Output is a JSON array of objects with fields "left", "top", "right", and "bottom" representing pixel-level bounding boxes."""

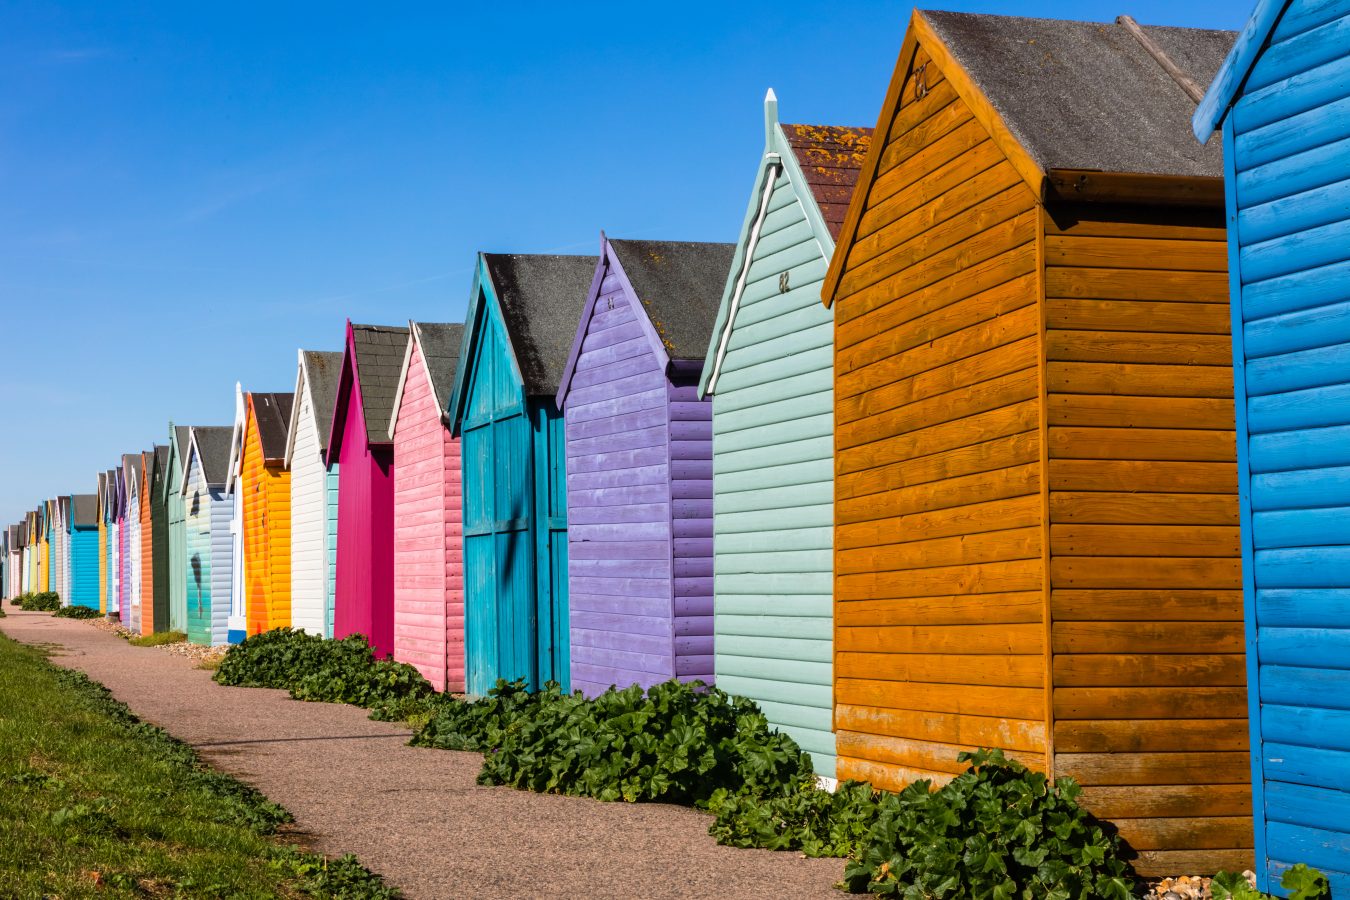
[
  {"left": 215, "top": 627, "right": 433, "bottom": 711},
  {"left": 840, "top": 749, "right": 1134, "bottom": 899},
  {"left": 53, "top": 604, "right": 100, "bottom": 619},
  {"left": 128, "top": 630, "right": 188, "bottom": 647},
  {"left": 13, "top": 591, "right": 61, "bottom": 611},
  {"left": 707, "top": 778, "right": 882, "bottom": 857},
  {"left": 1212, "top": 865, "right": 1331, "bottom": 900}
]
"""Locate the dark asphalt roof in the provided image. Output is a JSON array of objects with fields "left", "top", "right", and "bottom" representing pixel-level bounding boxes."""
[
  {"left": 72, "top": 494, "right": 99, "bottom": 527},
  {"left": 174, "top": 425, "right": 192, "bottom": 467},
  {"left": 609, "top": 239, "right": 736, "bottom": 363},
  {"left": 302, "top": 351, "right": 343, "bottom": 452},
  {"left": 155, "top": 445, "right": 169, "bottom": 472},
  {"left": 482, "top": 254, "right": 598, "bottom": 396},
  {"left": 251, "top": 392, "right": 294, "bottom": 462},
  {"left": 920, "top": 10, "right": 1233, "bottom": 178},
  {"left": 410, "top": 322, "right": 464, "bottom": 410},
  {"left": 193, "top": 426, "right": 234, "bottom": 485},
  {"left": 781, "top": 124, "right": 872, "bottom": 240},
  {"left": 352, "top": 325, "right": 409, "bottom": 441},
  {"left": 123, "top": 453, "right": 144, "bottom": 493}
]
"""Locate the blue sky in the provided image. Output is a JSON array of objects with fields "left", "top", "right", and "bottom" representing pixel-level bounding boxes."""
[{"left": 1, "top": 0, "right": 1247, "bottom": 524}]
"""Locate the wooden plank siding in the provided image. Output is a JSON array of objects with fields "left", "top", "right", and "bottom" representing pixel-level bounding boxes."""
[
  {"left": 185, "top": 450, "right": 219, "bottom": 646},
  {"left": 290, "top": 381, "right": 329, "bottom": 635},
  {"left": 166, "top": 428, "right": 188, "bottom": 633},
  {"left": 1198, "top": 1, "right": 1350, "bottom": 889},
  {"left": 668, "top": 376, "right": 715, "bottom": 686},
  {"left": 242, "top": 399, "right": 291, "bottom": 635},
  {"left": 564, "top": 271, "right": 678, "bottom": 695},
  {"left": 827, "top": 26, "right": 1248, "bottom": 874},
  {"left": 1043, "top": 203, "right": 1248, "bottom": 873},
  {"left": 139, "top": 457, "right": 154, "bottom": 634},
  {"left": 392, "top": 337, "right": 465, "bottom": 692},
  {"left": 832, "top": 46, "right": 1049, "bottom": 789}
]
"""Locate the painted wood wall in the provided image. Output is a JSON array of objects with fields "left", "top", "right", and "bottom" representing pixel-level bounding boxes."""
[
  {"left": 167, "top": 433, "right": 188, "bottom": 634},
  {"left": 707, "top": 161, "right": 838, "bottom": 777},
  {"left": 333, "top": 377, "right": 396, "bottom": 655},
  {"left": 139, "top": 468, "right": 154, "bottom": 634},
  {"left": 184, "top": 454, "right": 233, "bottom": 646},
  {"left": 326, "top": 465, "right": 338, "bottom": 637},
  {"left": 71, "top": 526, "right": 101, "bottom": 608},
  {"left": 562, "top": 266, "right": 712, "bottom": 696},
  {"left": 290, "top": 383, "right": 330, "bottom": 635},
  {"left": 1218, "top": 1, "right": 1350, "bottom": 889},
  {"left": 128, "top": 478, "right": 142, "bottom": 633},
  {"left": 243, "top": 404, "right": 292, "bottom": 635},
  {"left": 392, "top": 339, "right": 465, "bottom": 692},
  {"left": 51, "top": 505, "right": 65, "bottom": 603},
  {"left": 151, "top": 464, "right": 169, "bottom": 634},
  {"left": 827, "top": 39, "right": 1247, "bottom": 875},
  {"left": 460, "top": 295, "right": 570, "bottom": 694},
  {"left": 118, "top": 493, "right": 129, "bottom": 621}
]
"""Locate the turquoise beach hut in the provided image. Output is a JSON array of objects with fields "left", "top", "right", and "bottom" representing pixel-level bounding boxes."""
[
  {"left": 182, "top": 426, "right": 235, "bottom": 645},
  {"left": 1194, "top": 0, "right": 1350, "bottom": 890},
  {"left": 446, "top": 252, "right": 596, "bottom": 695}
]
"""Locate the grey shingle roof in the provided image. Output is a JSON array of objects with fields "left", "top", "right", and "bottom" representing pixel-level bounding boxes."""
[
  {"left": 123, "top": 453, "right": 145, "bottom": 493},
  {"left": 251, "top": 392, "right": 294, "bottom": 462},
  {"left": 410, "top": 322, "right": 464, "bottom": 410},
  {"left": 302, "top": 351, "right": 343, "bottom": 452},
  {"left": 174, "top": 425, "right": 192, "bottom": 467},
  {"left": 352, "top": 325, "right": 410, "bottom": 441},
  {"left": 193, "top": 426, "right": 234, "bottom": 485},
  {"left": 609, "top": 239, "right": 737, "bottom": 362},
  {"left": 72, "top": 494, "right": 99, "bottom": 527},
  {"left": 920, "top": 10, "right": 1233, "bottom": 178},
  {"left": 482, "top": 254, "right": 598, "bottom": 396}
]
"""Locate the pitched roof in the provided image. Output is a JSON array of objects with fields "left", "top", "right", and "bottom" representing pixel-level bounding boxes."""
[
  {"left": 250, "top": 392, "right": 294, "bottom": 462},
  {"left": 482, "top": 254, "right": 598, "bottom": 396},
  {"left": 154, "top": 444, "right": 169, "bottom": 474},
  {"left": 123, "top": 453, "right": 144, "bottom": 492},
  {"left": 351, "top": 325, "right": 409, "bottom": 439},
  {"left": 920, "top": 10, "right": 1234, "bottom": 178},
  {"left": 609, "top": 239, "right": 737, "bottom": 362},
  {"left": 412, "top": 322, "right": 464, "bottom": 409},
  {"left": 192, "top": 426, "right": 234, "bottom": 485},
  {"left": 173, "top": 425, "right": 192, "bottom": 466},
  {"left": 72, "top": 494, "right": 99, "bottom": 527},
  {"left": 781, "top": 124, "right": 873, "bottom": 240},
  {"left": 302, "top": 351, "right": 343, "bottom": 452},
  {"left": 1192, "top": 0, "right": 1288, "bottom": 139}
]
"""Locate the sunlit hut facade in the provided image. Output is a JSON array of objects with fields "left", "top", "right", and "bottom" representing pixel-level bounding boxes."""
[
  {"left": 146, "top": 445, "right": 170, "bottom": 633},
  {"left": 68, "top": 494, "right": 101, "bottom": 609},
  {"left": 699, "top": 93, "right": 871, "bottom": 781},
  {"left": 123, "top": 453, "right": 144, "bottom": 633},
  {"left": 286, "top": 350, "right": 343, "bottom": 637},
  {"left": 1193, "top": 0, "right": 1350, "bottom": 890},
  {"left": 328, "top": 323, "right": 409, "bottom": 656},
  {"left": 97, "top": 472, "right": 108, "bottom": 612},
  {"left": 230, "top": 391, "right": 295, "bottom": 636},
  {"left": 165, "top": 425, "right": 192, "bottom": 632},
  {"left": 183, "top": 426, "right": 235, "bottom": 646},
  {"left": 556, "top": 237, "right": 734, "bottom": 698},
  {"left": 446, "top": 253, "right": 596, "bottom": 694},
  {"left": 822, "top": 11, "right": 1247, "bottom": 873},
  {"left": 389, "top": 322, "right": 465, "bottom": 692}
]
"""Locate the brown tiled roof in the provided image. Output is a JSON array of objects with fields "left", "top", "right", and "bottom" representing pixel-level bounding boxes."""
[{"left": 781, "top": 124, "right": 872, "bottom": 241}]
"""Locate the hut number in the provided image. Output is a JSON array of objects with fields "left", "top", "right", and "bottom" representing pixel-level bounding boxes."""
[{"left": 778, "top": 272, "right": 790, "bottom": 293}]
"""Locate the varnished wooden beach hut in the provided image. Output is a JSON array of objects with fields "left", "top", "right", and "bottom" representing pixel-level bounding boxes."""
[
  {"left": 1193, "top": 0, "right": 1350, "bottom": 889},
  {"left": 821, "top": 11, "right": 1245, "bottom": 873},
  {"left": 447, "top": 253, "right": 596, "bottom": 694},
  {"left": 286, "top": 350, "right": 343, "bottom": 637},
  {"left": 556, "top": 238, "right": 734, "bottom": 697},
  {"left": 229, "top": 391, "right": 294, "bottom": 635},
  {"left": 700, "top": 93, "right": 871, "bottom": 780},
  {"left": 328, "top": 323, "right": 409, "bottom": 656},
  {"left": 389, "top": 322, "right": 465, "bottom": 692}
]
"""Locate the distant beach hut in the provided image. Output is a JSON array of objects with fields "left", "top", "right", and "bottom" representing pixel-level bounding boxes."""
[
  {"left": 286, "top": 349, "right": 343, "bottom": 636},
  {"left": 183, "top": 426, "right": 235, "bottom": 646}
]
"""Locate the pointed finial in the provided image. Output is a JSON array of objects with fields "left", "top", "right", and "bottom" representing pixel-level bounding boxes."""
[{"left": 764, "top": 88, "right": 779, "bottom": 147}]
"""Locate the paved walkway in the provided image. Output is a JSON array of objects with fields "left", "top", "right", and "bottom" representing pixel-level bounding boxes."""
[{"left": 0, "top": 610, "right": 840, "bottom": 899}]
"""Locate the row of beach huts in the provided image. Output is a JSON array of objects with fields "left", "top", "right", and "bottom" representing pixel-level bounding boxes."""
[{"left": 3, "top": 4, "right": 1348, "bottom": 891}]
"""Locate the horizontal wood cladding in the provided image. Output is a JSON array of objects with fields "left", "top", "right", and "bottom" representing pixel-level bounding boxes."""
[
  {"left": 832, "top": 45, "right": 1044, "bottom": 787},
  {"left": 1044, "top": 202, "right": 1247, "bottom": 871},
  {"left": 290, "top": 391, "right": 328, "bottom": 636}
]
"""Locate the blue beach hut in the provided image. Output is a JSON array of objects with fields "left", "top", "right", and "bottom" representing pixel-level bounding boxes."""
[
  {"left": 1194, "top": 2, "right": 1350, "bottom": 890},
  {"left": 446, "top": 252, "right": 596, "bottom": 695}
]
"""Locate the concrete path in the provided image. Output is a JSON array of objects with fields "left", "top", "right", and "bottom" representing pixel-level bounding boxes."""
[{"left": 0, "top": 610, "right": 841, "bottom": 899}]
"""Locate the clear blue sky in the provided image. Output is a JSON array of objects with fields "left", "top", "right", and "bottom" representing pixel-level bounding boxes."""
[{"left": 1, "top": 0, "right": 1247, "bottom": 525}]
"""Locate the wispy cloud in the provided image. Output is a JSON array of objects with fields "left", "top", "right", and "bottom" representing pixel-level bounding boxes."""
[{"left": 46, "top": 47, "right": 111, "bottom": 63}]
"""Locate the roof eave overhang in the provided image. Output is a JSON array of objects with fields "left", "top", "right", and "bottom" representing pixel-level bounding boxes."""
[
  {"left": 1046, "top": 169, "right": 1225, "bottom": 207},
  {"left": 1192, "top": 0, "right": 1288, "bottom": 141}
]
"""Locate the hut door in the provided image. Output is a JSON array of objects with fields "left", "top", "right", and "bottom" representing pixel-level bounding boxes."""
[{"left": 462, "top": 310, "right": 538, "bottom": 695}]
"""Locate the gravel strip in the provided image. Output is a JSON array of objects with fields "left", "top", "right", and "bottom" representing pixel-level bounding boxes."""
[{"left": 1, "top": 610, "right": 840, "bottom": 899}]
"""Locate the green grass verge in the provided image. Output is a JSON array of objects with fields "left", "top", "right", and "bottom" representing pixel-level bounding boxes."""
[
  {"left": 127, "top": 630, "right": 187, "bottom": 647},
  {"left": 0, "top": 633, "right": 397, "bottom": 899}
]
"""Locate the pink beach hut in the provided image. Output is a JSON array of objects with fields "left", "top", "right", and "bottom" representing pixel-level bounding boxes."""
[
  {"left": 388, "top": 321, "right": 465, "bottom": 692},
  {"left": 326, "top": 321, "right": 410, "bottom": 657}
]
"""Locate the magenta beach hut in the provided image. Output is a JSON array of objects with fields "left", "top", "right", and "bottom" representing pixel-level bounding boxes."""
[
  {"left": 327, "top": 321, "right": 410, "bottom": 658},
  {"left": 389, "top": 321, "right": 465, "bottom": 692},
  {"left": 555, "top": 237, "right": 735, "bottom": 697}
]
